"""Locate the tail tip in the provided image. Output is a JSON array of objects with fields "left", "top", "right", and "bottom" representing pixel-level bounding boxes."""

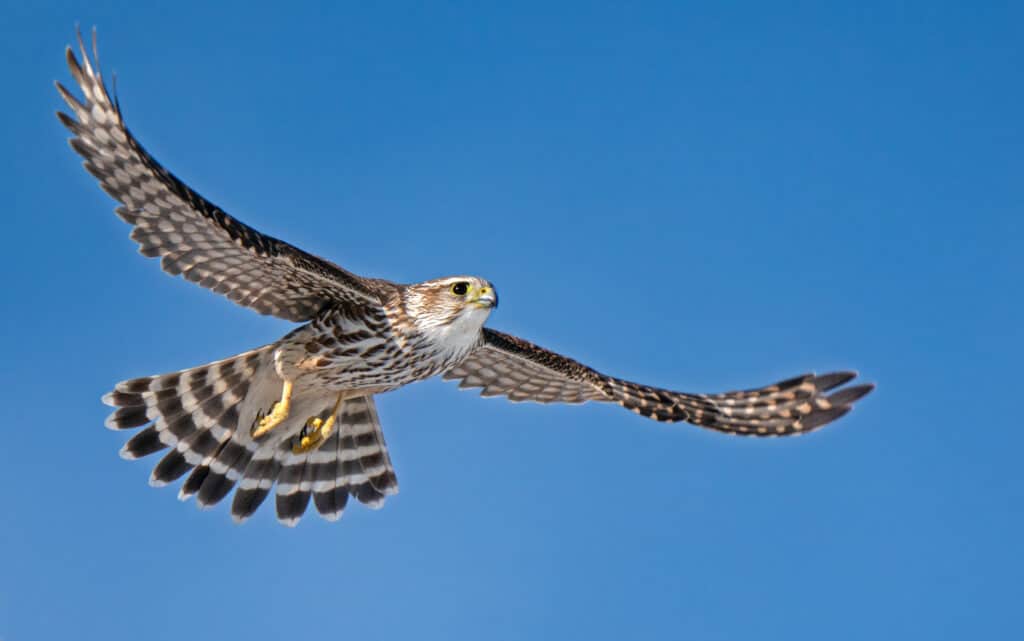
[{"left": 277, "top": 516, "right": 302, "bottom": 528}]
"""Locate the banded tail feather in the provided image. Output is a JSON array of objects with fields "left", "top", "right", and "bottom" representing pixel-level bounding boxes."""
[
  {"left": 264, "top": 396, "right": 399, "bottom": 526},
  {"left": 602, "top": 371, "right": 874, "bottom": 436},
  {"left": 103, "top": 348, "right": 399, "bottom": 525}
]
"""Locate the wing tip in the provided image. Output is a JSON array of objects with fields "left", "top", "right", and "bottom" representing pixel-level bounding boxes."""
[
  {"left": 814, "top": 370, "right": 859, "bottom": 391},
  {"left": 55, "top": 110, "right": 77, "bottom": 130},
  {"left": 806, "top": 405, "right": 853, "bottom": 429},
  {"left": 64, "top": 43, "right": 78, "bottom": 72},
  {"left": 827, "top": 382, "right": 875, "bottom": 407}
]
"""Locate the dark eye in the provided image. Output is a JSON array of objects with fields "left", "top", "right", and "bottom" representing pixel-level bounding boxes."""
[{"left": 450, "top": 281, "right": 469, "bottom": 296}]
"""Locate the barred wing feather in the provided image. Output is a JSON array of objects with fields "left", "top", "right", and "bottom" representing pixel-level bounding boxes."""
[
  {"left": 446, "top": 328, "right": 874, "bottom": 437},
  {"left": 56, "top": 30, "right": 381, "bottom": 322}
]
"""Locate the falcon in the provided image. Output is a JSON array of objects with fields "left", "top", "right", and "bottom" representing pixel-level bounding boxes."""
[{"left": 57, "top": 31, "right": 874, "bottom": 526}]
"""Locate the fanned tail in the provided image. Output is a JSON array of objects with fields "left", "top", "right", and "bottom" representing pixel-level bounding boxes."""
[
  {"left": 104, "top": 350, "right": 399, "bottom": 525},
  {"left": 231, "top": 395, "right": 399, "bottom": 526},
  {"left": 105, "top": 346, "right": 273, "bottom": 479}
]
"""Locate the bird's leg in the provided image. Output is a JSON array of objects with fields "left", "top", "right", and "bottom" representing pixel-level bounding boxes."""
[
  {"left": 293, "top": 393, "right": 344, "bottom": 454},
  {"left": 251, "top": 379, "right": 294, "bottom": 438}
]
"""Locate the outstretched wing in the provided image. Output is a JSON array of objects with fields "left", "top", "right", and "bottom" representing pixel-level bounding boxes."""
[
  {"left": 445, "top": 328, "right": 874, "bottom": 437},
  {"left": 56, "top": 30, "right": 382, "bottom": 322}
]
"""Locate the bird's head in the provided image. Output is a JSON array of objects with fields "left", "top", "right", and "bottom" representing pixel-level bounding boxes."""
[{"left": 402, "top": 275, "right": 498, "bottom": 334}]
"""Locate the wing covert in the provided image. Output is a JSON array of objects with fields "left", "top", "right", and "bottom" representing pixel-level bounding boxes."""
[
  {"left": 444, "top": 329, "right": 611, "bottom": 404},
  {"left": 56, "top": 30, "right": 382, "bottom": 322}
]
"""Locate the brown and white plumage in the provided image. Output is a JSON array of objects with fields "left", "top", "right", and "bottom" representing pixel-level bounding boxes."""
[
  {"left": 60, "top": 30, "right": 873, "bottom": 526},
  {"left": 55, "top": 31, "right": 380, "bottom": 322},
  {"left": 447, "top": 330, "right": 871, "bottom": 436}
]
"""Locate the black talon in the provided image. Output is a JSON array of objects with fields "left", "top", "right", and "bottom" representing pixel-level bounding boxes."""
[{"left": 250, "top": 408, "right": 267, "bottom": 434}]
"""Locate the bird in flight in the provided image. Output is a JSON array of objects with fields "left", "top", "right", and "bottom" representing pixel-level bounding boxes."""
[{"left": 57, "top": 30, "right": 874, "bottom": 526}]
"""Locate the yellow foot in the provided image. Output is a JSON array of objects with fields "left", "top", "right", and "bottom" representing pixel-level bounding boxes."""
[
  {"left": 293, "top": 414, "right": 338, "bottom": 454},
  {"left": 251, "top": 380, "right": 294, "bottom": 438}
]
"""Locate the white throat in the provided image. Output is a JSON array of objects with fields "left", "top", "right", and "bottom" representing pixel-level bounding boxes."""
[{"left": 419, "top": 307, "right": 490, "bottom": 361}]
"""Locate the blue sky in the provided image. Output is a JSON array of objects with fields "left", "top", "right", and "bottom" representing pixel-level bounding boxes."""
[{"left": 1, "top": 2, "right": 1021, "bottom": 639}]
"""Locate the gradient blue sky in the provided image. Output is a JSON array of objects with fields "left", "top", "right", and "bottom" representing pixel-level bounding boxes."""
[{"left": 2, "top": 2, "right": 1021, "bottom": 640}]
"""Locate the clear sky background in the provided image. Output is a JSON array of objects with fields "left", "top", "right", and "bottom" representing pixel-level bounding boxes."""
[{"left": 1, "top": 2, "right": 1021, "bottom": 640}]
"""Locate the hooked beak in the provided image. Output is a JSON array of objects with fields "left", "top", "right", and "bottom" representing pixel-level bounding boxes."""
[{"left": 473, "top": 285, "right": 498, "bottom": 309}]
